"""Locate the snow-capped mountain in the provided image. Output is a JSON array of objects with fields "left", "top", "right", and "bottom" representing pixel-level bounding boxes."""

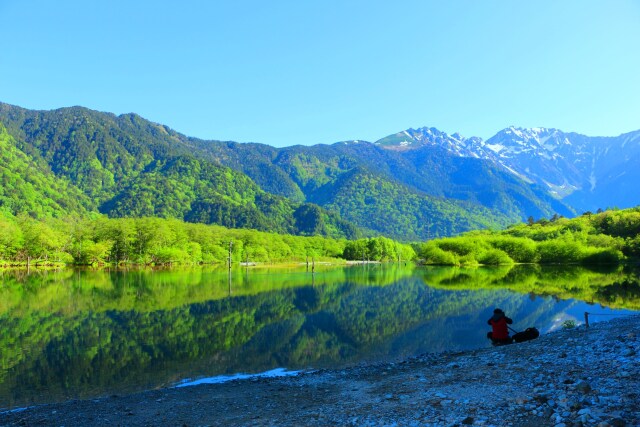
[
  {"left": 375, "top": 126, "right": 640, "bottom": 212},
  {"left": 482, "top": 127, "right": 588, "bottom": 197},
  {"left": 375, "top": 127, "right": 486, "bottom": 158}
]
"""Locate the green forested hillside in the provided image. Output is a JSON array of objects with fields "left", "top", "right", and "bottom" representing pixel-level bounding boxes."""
[
  {"left": 0, "top": 105, "right": 190, "bottom": 203},
  {"left": 400, "top": 146, "right": 573, "bottom": 219},
  {"left": 188, "top": 137, "right": 573, "bottom": 239},
  {"left": 0, "top": 125, "right": 93, "bottom": 217},
  {"left": 0, "top": 102, "right": 575, "bottom": 241},
  {"left": 0, "top": 104, "right": 358, "bottom": 239},
  {"left": 310, "top": 167, "right": 512, "bottom": 239}
]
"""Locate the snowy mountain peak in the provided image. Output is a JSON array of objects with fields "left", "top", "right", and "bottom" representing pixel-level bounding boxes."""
[
  {"left": 372, "top": 123, "right": 640, "bottom": 212},
  {"left": 375, "top": 126, "right": 471, "bottom": 148},
  {"left": 485, "top": 127, "right": 573, "bottom": 157},
  {"left": 498, "top": 126, "right": 561, "bottom": 142}
]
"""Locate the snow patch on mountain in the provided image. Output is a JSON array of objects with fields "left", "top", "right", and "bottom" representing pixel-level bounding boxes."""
[{"left": 485, "top": 143, "right": 505, "bottom": 153}]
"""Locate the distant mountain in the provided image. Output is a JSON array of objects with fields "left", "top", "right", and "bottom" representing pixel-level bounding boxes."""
[
  {"left": 188, "top": 138, "right": 564, "bottom": 239},
  {"left": 374, "top": 126, "right": 640, "bottom": 212},
  {"left": 3, "top": 101, "right": 633, "bottom": 240},
  {"left": 483, "top": 127, "right": 640, "bottom": 211},
  {"left": 375, "top": 127, "right": 485, "bottom": 158},
  {"left": 190, "top": 132, "right": 574, "bottom": 237}
]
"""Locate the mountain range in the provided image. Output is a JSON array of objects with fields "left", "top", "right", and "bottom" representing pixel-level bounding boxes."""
[
  {"left": 376, "top": 125, "right": 640, "bottom": 212},
  {"left": 0, "top": 101, "right": 637, "bottom": 240}
]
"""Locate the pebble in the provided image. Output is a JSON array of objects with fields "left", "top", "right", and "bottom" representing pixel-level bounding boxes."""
[{"left": 575, "top": 381, "right": 592, "bottom": 393}]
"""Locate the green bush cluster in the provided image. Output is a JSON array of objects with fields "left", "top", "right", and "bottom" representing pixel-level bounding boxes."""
[
  {"left": 341, "top": 236, "right": 416, "bottom": 262},
  {"left": 0, "top": 213, "right": 355, "bottom": 266},
  {"left": 418, "top": 207, "right": 638, "bottom": 266}
]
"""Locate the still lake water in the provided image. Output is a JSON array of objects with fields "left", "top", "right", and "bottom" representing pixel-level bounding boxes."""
[{"left": 0, "top": 263, "right": 638, "bottom": 409}]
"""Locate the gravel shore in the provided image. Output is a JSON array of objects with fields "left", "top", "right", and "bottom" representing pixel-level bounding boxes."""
[{"left": 1, "top": 315, "right": 638, "bottom": 427}]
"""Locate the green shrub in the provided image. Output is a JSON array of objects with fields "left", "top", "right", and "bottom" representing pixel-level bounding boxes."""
[
  {"left": 421, "top": 246, "right": 457, "bottom": 265},
  {"left": 586, "top": 234, "right": 621, "bottom": 248},
  {"left": 489, "top": 236, "right": 538, "bottom": 263},
  {"left": 623, "top": 235, "right": 640, "bottom": 257},
  {"left": 458, "top": 253, "right": 480, "bottom": 266},
  {"left": 153, "top": 247, "right": 191, "bottom": 265},
  {"left": 581, "top": 248, "right": 624, "bottom": 265},
  {"left": 436, "top": 237, "right": 487, "bottom": 256},
  {"left": 537, "top": 240, "right": 583, "bottom": 263},
  {"left": 477, "top": 249, "right": 514, "bottom": 265}
]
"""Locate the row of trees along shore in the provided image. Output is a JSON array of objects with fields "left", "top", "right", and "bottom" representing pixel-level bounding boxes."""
[
  {"left": 418, "top": 207, "right": 640, "bottom": 266},
  {"left": 0, "top": 213, "right": 415, "bottom": 266},
  {"left": 1, "top": 207, "right": 639, "bottom": 267}
]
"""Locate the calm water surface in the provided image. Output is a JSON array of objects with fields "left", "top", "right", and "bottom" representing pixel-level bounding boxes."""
[{"left": 0, "top": 264, "right": 638, "bottom": 409}]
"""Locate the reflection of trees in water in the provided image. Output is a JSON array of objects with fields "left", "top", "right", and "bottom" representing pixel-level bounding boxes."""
[
  {"left": 293, "top": 286, "right": 322, "bottom": 312},
  {"left": 0, "top": 264, "right": 638, "bottom": 409},
  {"left": 595, "top": 279, "right": 640, "bottom": 306},
  {"left": 422, "top": 264, "right": 640, "bottom": 310}
]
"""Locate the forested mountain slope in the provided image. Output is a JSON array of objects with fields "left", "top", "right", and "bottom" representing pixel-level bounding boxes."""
[
  {"left": 0, "top": 124, "right": 92, "bottom": 217},
  {"left": 0, "top": 103, "right": 358, "bottom": 238},
  {"left": 1, "top": 102, "right": 589, "bottom": 240},
  {"left": 189, "top": 137, "right": 572, "bottom": 238}
]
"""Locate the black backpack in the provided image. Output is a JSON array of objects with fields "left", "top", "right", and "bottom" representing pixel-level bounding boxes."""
[{"left": 512, "top": 327, "right": 540, "bottom": 343}]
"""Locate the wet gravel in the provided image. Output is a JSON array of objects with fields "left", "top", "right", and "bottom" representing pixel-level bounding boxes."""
[{"left": 1, "top": 315, "right": 639, "bottom": 427}]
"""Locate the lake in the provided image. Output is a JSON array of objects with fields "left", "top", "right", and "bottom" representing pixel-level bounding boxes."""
[{"left": 0, "top": 263, "right": 638, "bottom": 410}]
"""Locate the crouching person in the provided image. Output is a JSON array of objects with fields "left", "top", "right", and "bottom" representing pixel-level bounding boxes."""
[{"left": 487, "top": 308, "right": 513, "bottom": 346}]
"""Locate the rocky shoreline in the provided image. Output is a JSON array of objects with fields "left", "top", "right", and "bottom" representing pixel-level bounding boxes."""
[{"left": 1, "top": 315, "right": 639, "bottom": 427}]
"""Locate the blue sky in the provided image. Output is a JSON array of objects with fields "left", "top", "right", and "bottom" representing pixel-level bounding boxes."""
[{"left": 1, "top": 1, "right": 639, "bottom": 147}]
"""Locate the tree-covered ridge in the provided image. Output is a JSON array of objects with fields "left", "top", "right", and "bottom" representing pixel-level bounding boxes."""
[
  {"left": 187, "top": 140, "right": 307, "bottom": 202},
  {"left": 315, "top": 167, "right": 513, "bottom": 240},
  {"left": 189, "top": 137, "right": 574, "bottom": 238},
  {"left": 0, "top": 103, "right": 571, "bottom": 240},
  {"left": 399, "top": 146, "right": 573, "bottom": 219},
  {"left": 0, "top": 125, "right": 93, "bottom": 218},
  {"left": 96, "top": 153, "right": 361, "bottom": 238},
  {"left": 101, "top": 156, "right": 287, "bottom": 230},
  {"left": 0, "top": 104, "right": 192, "bottom": 203},
  {"left": 0, "top": 212, "right": 414, "bottom": 266},
  {"left": 0, "top": 105, "right": 360, "bottom": 239},
  {"left": 418, "top": 207, "right": 640, "bottom": 266}
]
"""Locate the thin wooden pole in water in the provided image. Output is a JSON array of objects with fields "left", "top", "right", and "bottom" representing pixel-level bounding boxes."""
[
  {"left": 228, "top": 241, "right": 233, "bottom": 296},
  {"left": 584, "top": 312, "right": 590, "bottom": 328}
]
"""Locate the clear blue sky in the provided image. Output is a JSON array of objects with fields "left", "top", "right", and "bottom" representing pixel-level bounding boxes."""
[{"left": 1, "top": 1, "right": 639, "bottom": 147}]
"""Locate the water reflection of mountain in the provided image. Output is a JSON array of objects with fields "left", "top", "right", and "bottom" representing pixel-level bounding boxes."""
[{"left": 0, "top": 264, "right": 638, "bottom": 409}]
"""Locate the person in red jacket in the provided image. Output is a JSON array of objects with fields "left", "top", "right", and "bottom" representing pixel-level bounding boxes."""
[{"left": 487, "top": 308, "right": 513, "bottom": 345}]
